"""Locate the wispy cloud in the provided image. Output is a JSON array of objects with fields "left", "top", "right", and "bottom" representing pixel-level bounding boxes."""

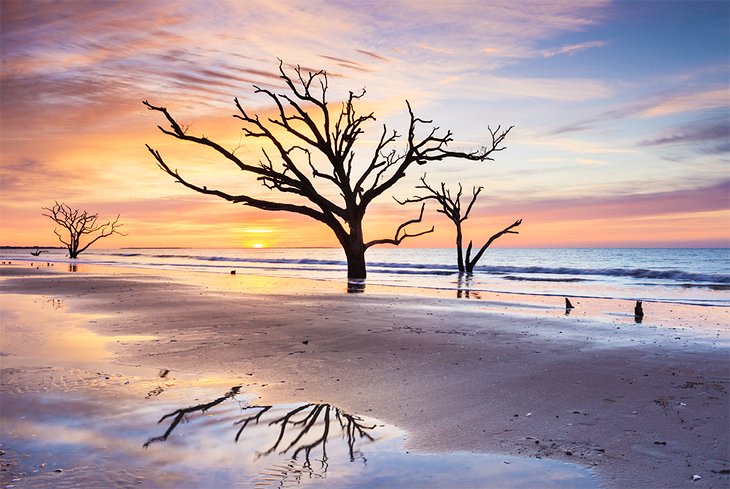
[
  {"left": 640, "top": 121, "right": 729, "bottom": 147},
  {"left": 541, "top": 40, "right": 607, "bottom": 58},
  {"left": 356, "top": 49, "right": 391, "bottom": 62},
  {"left": 551, "top": 87, "right": 730, "bottom": 136},
  {"left": 638, "top": 89, "right": 729, "bottom": 118},
  {"left": 487, "top": 179, "right": 730, "bottom": 222}
]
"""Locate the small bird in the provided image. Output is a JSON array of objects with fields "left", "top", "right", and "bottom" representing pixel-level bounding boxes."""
[
  {"left": 634, "top": 301, "right": 644, "bottom": 317},
  {"left": 565, "top": 298, "right": 575, "bottom": 309}
]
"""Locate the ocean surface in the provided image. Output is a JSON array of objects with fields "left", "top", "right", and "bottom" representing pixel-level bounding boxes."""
[{"left": 3, "top": 247, "right": 728, "bottom": 307}]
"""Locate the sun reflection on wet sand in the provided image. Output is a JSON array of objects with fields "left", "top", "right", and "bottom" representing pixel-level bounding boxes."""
[{"left": 0, "top": 294, "right": 157, "bottom": 371}]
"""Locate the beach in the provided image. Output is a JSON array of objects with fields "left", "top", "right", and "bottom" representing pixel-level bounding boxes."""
[{"left": 1, "top": 263, "right": 728, "bottom": 488}]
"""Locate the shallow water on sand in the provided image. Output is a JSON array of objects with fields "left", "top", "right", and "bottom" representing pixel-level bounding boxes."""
[
  {"left": 0, "top": 293, "right": 598, "bottom": 488},
  {"left": 1, "top": 382, "right": 598, "bottom": 488}
]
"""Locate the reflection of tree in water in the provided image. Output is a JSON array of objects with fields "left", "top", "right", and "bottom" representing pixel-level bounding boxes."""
[
  {"left": 144, "top": 386, "right": 377, "bottom": 484},
  {"left": 456, "top": 273, "right": 481, "bottom": 299}
]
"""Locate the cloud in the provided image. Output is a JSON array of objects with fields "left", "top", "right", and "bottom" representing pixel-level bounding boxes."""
[
  {"left": 551, "top": 87, "right": 730, "bottom": 136},
  {"left": 318, "top": 55, "right": 373, "bottom": 73},
  {"left": 356, "top": 50, "right": 392, "bottom": 62},
  {"left": 478, "top": 74, "right": 612, "bottom": 101},
  {"left": 488, "top": 179, "right": 730, "bottom": 222},
  {"left": 640, "top": 121, "right": 729, "bottom": 147},
  {"left": 638, "top": 89, "right": 729, "bottom": 118},
  {"left": 541, "top": 40, "right": 607, "bottom": 58},
  {"left": 0, "top": 158, "right": 98, "bottom": 200}
]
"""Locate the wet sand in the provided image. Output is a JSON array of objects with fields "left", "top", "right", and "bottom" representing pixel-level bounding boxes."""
[{"left": 1, "top": 264, "right": 728, "bottom": 488}]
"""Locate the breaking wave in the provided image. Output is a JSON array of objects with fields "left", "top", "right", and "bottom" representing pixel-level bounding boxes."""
[{"left": 101, "top": 251, "right": 730, "bottom": 287}]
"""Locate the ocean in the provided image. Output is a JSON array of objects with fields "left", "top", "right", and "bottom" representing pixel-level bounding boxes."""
[{"left": 2, "top": 247, "right": 728, "bottom": 307}]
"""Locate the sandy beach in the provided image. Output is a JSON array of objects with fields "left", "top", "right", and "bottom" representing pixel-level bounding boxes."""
[{"left": 1, "top": 264, "right": 728, "bottom": 488}]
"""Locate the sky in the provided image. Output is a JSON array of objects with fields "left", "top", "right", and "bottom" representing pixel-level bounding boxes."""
[{"left": 1, "top": 0, "right": 728, "bottom": 249}]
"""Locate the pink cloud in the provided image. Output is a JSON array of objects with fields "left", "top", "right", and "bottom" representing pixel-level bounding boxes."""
[{"left": 486, "top": 180, "right": 730, "bottom": 222}]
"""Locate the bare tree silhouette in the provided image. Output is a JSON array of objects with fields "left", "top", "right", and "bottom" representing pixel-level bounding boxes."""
[
  {"left": 42, "top": 202, "right": 125, "bottom": 259},
  {"left": 144, "top": 387, "right": 376, "bottom": 474},
  {"left": 144, "top": 60, "right": 512, "bottom": 279},
  {"left": 397, "top": 175, "right": 521, "bottom": 273}
]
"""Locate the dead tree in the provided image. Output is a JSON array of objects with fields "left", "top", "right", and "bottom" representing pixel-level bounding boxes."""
[
  {"left": 397, "top": 175, "right": 521, "bottom": 273},
  {"left": 42, "top": 202, "right": 125, "bottom": 259},
  {"left": 144, "top": 60, "right": 512, "bottom": 279}
]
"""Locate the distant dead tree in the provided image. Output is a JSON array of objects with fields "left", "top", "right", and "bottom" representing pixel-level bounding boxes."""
[
  {"left": 144, "top": 60, "right": 512, "bottom": 279},
  {"left": 397, "top": 174, "right": 521, "bottom": 273},
  {"left": 42, "top": 202, "right": 125, "bottom": 259}
]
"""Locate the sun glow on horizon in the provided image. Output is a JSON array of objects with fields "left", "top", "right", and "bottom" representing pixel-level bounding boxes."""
[{"left": 239, "top": 228, "right": 273, "bottom": 249}]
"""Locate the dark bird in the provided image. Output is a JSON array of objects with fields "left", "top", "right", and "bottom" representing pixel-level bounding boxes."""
[
  {"left": 565, "top": 298, "right": 575, "bottom": 309},
  {"left": 634, "top": 301, "right": 644, "bottom": 317}
]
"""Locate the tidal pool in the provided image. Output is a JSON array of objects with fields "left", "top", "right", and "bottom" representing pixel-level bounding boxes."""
[{"left": 1, "top": 382, "right": 598, "bottom": 488}]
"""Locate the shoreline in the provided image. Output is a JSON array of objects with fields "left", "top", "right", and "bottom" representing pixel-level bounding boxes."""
[
  {"left": 6, "top": 259, "right": 730, "bottom": 337},
  {"left": 1, "top": 264, "right": 728, "bottom": 487}
]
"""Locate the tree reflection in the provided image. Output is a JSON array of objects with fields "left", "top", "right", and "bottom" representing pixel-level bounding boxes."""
[
  {"left": 347, "top": 279, "right": 366, "bottom": 293},
  {"left": 144, "top": 386, "right": 377, "bottom": 475},
  {"left": 143, "top": 386, "right": 242, "bottom": 447},
  {"left": 456, "top": 273, "right": 481, "bottom": 299}
]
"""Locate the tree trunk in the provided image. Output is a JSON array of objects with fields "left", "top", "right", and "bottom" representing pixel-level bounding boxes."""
[
  {"left": 455, "top": 224, "right": 464, "bottom": 273},
  {"left": 346, "top": 250, "right": 366, "bottom": 279},
  {"left": 344, "top": 242, "right": 367, "bottom": 279},
  {"left": 342, "top": 219, "right": 368, "bottom": 279}
]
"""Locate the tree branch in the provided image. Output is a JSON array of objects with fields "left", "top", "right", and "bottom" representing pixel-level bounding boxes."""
[
  {"left": 145, "top": 144, "right": 344, "bottom": 232},
  {"left": 364, "top": 203, "right": 434, "bottom": 248},
  {"left": 466, "top": 219, "right": 523, "bottom": 272}
]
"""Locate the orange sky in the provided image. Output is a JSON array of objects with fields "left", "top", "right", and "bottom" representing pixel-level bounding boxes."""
[{"left": 1, "top": 1, "right": 728, "bottom": 249}]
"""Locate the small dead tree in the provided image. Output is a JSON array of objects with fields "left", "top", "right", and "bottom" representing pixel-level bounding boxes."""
[
  {"left": 144, "top": 60, "right": 512, "bottom": 279},
  {"left": 397, "top": 175, "right": 521, "bottom": 273},
  {"left": 42, "top": 202, "right": 125, "bottom": 259}
]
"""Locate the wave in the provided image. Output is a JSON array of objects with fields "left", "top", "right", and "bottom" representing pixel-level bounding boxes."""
[
  {"left": 470, "top": 265, "right": 730, "bottom": 285},
  {"left": 502, "top": 275, "right": 592, "bottom": 283},
  {"left": 100, "top": 251, "right": 730, "bottom": 285}
]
